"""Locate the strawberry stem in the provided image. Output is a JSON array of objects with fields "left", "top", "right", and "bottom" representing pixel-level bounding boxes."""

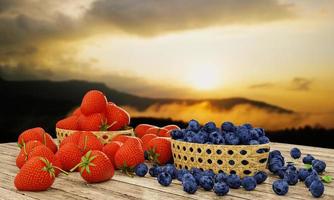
[{"left": 53, "top": 166, "right": 69, "bottom": 175}]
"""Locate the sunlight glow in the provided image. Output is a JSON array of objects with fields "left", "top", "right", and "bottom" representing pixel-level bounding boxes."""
[{"left": 186, "top": 67, "right": 220, "bottom": 90}]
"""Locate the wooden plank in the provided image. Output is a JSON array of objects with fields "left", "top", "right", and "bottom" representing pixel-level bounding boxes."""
[{"left": 0, "top": 187, "right": 37, "bottom": 200}]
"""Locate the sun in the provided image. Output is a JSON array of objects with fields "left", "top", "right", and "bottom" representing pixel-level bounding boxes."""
[{"left": 186, "top": 67, "right": 220, "bottom": 90}]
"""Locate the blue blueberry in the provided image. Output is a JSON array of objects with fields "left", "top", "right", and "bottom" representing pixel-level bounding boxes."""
[
  {"left": 254, "top": 171, "right": 268, "bottom": 184},
  {"left": 241, "top": 176, "right": 257, "bottom": 191},
  {"left": 182, "top": 173, "right": 196, "bottom": 183},
  {"left": 269, "top": 150, "right": 282, "bottom": 159},
  {"left": 242, "top": 123, "right": 253, "bottom": 129},
  {"left": 254, "top": 128, "right": 265, "bottom": 137},
  {"left": 303, "top": 154, "right": 315, "bottom": 164},
  {"left": 163, "top": 164, "right": 177, "bottom": 179},
  {"left": 305, "top": 174, "right": 320, "bottom": 188},
  {"left": 158, "top": 172, "right": 172, "bottom": 186},
  {"left": 149, "top": 165, "right": 163, "bottom": 177},
  {"left": 249, "top": 129, "right": 260, "bottom": 140},
  {"left": 199, "top": 176, "right": 214, "bottom": 191},
  {"left": 202, "top": 170, "right": 215, "bottom": 179},
  {"left": 192, "top": 132, "right": 206, "bottom": 144},
  {"left": 272, "top": 180, "right": 289, "bottom": 195},
  {"left": 182, "top": 179, "right": 198, "bottom": 194},
  {"left": 258, "top": 136, "right": 270, "bottom": 144},
  {"left": 203, "top": 122, "right": 217, "bottom": 133},
  {"left": 309, "top": 180, "right": 324, "bottom": 198},
  {"left": 312, "top": 159, "right": 326, "bottom": 173},
  {"left": 213, "top": 182, "right": 229, "bottom": 196},
  {"left": 249, "top": 140, "right": 259, "bottom": 145},
  {"left": 209, "top": 131, "right": 225, "bottom": 144},
  {"left": 237, "top": 126, "right": 252, "bottom": 144},
  {"left": 290, "top": 148, "right": 301, "bottom": 159},
  {"left": 177, "top": 169, "right": 189, "bottom": 182},
  {"left": 298, "top": 168, "right": 310, "bottom": 181},
  {"left": 226, "top": 174, "right": 241, "bottom": 189},
  {"left": 134, "top": 163, "right": 148, "bottom": 177},
  {"left": 283, "top": 170, "right": 299, "bottom": 185},
  {"left": 214, "top": 172, "right": 228, "bottom": 183},
  {"left": 188, "top": 119, "right": 200, "bottom": 132},
  {"left": 170, "top": 129, "right": 184, "bottom": 140},
  {"left": 221, "top": 121, "right": 235, "bottom": 132},
  {"left": 225, "top": 132, "right": 240, "bottom": 145}
]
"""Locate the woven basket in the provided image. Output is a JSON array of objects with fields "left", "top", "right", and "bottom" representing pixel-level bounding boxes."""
[
  {"left": 171, "top": 139, "right": 270, "bottom": 178},
  {"left": 56, "top": 127, "right": 134, "bottom": 145}
]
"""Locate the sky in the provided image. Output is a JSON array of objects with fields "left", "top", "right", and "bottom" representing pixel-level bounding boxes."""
[{"left": 0, "top": 0, "right": 334, "bottom": 118}]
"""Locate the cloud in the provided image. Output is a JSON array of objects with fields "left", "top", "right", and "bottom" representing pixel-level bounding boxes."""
[
  {"left": 290, "top": 77, "right": 313, "bottom": 91},
  {"left": 86, "top": 0, "right": 294, "bottom": 36},
  {"left": 249, "top": 82, "right": 275, "bottom": 89}
]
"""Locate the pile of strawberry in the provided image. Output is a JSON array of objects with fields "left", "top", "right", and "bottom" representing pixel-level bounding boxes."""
[{"left": 56, "top": 90, "right": 130, "bottom": 131}]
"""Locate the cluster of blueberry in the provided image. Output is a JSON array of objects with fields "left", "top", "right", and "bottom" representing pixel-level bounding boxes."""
[
  {"left": 134, "top": 162, "right": 267, "bottom": 196},
  {"left": 269, "top": 148, "right": 328, "bottom": 198},
  {"left": 171, "top": 120, "right": 270, "bottom": 145}
]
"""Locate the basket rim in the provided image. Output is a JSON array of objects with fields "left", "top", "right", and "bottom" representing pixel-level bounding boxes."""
[
  {"left": 55, "top": 127, "right": 133, "bottom": 134},
  {"left": 171, "top": 138, "right": 270, "bottom": 148}
]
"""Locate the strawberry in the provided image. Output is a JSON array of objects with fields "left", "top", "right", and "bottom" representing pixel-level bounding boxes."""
[
  {"left": 18, "top": 127, "right": 57, "bottom": 153},
  {"left": 135, "top": 124, "right": 155, "bottom": 138},
  {"left": 14, "top": 157, "right": 56, "bottom": 191},
  {"left": 56, "top": 116, "right": 79, "bottom": 130},
  {"left": 146, "top": 127, "right": 169, "bottom": 137},
  {"left": 114, "top": 137, "right": 144, "bottom": 172},
  {"left": 72, "top": 107, "right": 82, "bottom": 116},
  {"left": 147, "top": 137, "right": 172, "bottom": 165},
  {"left": 141, "top": 134, "right": 157, "bottom": 151},
  {"left": 16, "top": 140, "right": 43, "bottom": 168},
  {"left": 80, "top": 90, "right": 107, "bottom": 115},
  {"left": 78, "top": 113, "right": 109, "bottom": 131},
  {"left": 59, "top": 131, "right": 81, "bottom": 147},
  {"left": 78, "top": 132, "right": 103, "bottom": 154},
  {"left": 163, "top": 125, "right": 180, "bottom": 131},
  {"left": 111, "top": 135, "right": 130, "bottom": 143},
  {"left": 77, "top": 150, "right": 114, "bottom": 183},
  {"left": 27, "top": 145, "right": 62, "bottom": 176},
  {"left": 102, "top": 141, "right": 123, "bottom": 167},
  {"left": 105, "top": 104, "right": 130, "bottom": 131},
  {"left": 58, "top": 142, "right": 83, "bottom": 171}
]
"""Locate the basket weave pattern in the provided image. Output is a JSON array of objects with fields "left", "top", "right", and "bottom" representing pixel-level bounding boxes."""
[
  {"left": 56, "top": 128, "right": 134, "bottom": 145},
  {"left": 171, "top": 139, "right": 270, "bottom": 177}
]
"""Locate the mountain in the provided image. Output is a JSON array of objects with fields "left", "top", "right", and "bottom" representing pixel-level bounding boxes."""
[{"left": 0, "top": 79, "right": 293, "bottom": 142}]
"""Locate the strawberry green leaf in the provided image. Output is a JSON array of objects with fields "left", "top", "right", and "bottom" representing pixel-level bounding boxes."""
[
  {"left": 322, "top": 175, "right": 332, "bottom": 183},
  {"left": 304, "top": 164, "right": 312, "bottom": 170}
]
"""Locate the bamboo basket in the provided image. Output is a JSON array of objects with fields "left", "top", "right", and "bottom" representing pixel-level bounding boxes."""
[
  {"left": 56, "top": 127, "right": 134, "bottom": 145},
  {"left": 171, "top": 139, "right": 270, "bottom": 178}
]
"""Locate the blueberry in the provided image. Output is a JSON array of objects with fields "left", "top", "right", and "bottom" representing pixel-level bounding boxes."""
[
  {"left": 303, "top": 154, "right": 315, "bottom": 164},
  {"left": 176, "top": 169, "right": 189, "bottom": 182},
  {"left": 254, "top": 171, "right": 268, "bottom": 184},
  {"left": 298, "top": 168, "right": 310, "bottom": 181},
  {"left": 290, "top": 148, "right": 301, "bottom": 159},
  {"left": 192, "top": 132, "right": 206, "bottom": 144},
  {"left": 163, "top": 164, "right": 177, "bottom": 179},
  {"left": 305, "top": 174, "right": 319, "bottom": 188},
  {"left": 226, "top": 174, "right": 241, "bottom": 189},
  {"left": 209, "top": 131, "right": 225, "bottom": 144},
  {"left": 309, "top": 180, "right": 324, "bottom": 198},
  {"left": 237, "top": 126, "right": 251, "bottom": 144},
  {"left": 249, "top": 140, "right": 259, "bottom": 145},
  {"left": 182, "top": 173, "right": 196, "bottom": 183},
  {"left": 203, "top": 122, "right": 217, "bottom": 133},
  {"left": 312, "top": 159, "right": 326, "bottom": 173},
  {"left": 272, "top": 180, "right": 289, "bottom": 195},
  {"left": 149, "top": 165, "right": 163, "bottom": 177},
  {"left": 157, "top": 172, "right": 172, "bottom": 186},
  {"left": 213, "top": 182, "right": 229, "bottom": 196},
  {"left": 184, "top": 136, "right": 193, "bottom": 142},
  {"left": 221, "top": 121, "right": 235, "bottom": 132},
  {"left": 269, "top": 150, "right": 282, "bottom": 159},
  {"left": 254, "top": 127, "right": 265, "bottom": 137},
  {"left": 258, "top": 136, "right": 270, "bottom": 144},
  {"left": 225, "top": 132, "right": 240, "bottom": 145},
  {"left": 171, "top": 129, "right": 184, "bottom": 140},
  {"left": 214, "top": 172, "right": 228, "bottom": 183},
  {"left": 202, "top": 170, "right": 215, "bottom": 179},
  {"left": 134, "top": 163, "right": 148, "bottom": 177},
  {"left": 182, "top": 179, "right": 198, "bottom": 194},
  {"left": 199, "top": 176, "right": 214, "bottom": 191},
  {"left": 188, "top": 120, "right": 200, "bottom": 132},
  {"left": 241, "top": 176, "right": 257, "bottom": 191},
  {"left": 249, "top": 129, "right": 260, "bottom": 140},
  {"left": 242, "top": 123, "right": 253, "bottom": 129},
  {"left": 283, "top": 170, "right": 299, "bottom": 185}
]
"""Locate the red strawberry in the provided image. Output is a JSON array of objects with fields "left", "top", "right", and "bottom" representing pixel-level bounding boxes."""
[
  {"left": 114, "top": 137, "right": 144, "bottom": 171},
  {"left": 135, "top": 124, "right": 155, "bottom": 138},
  {"left": 78, "top": 113, "right": 109, "bottom": 131},
  {"left": 18, "top": 128, "right": 57, "bottom": 153},
  {"left": 147, "top": 137, "right": 172, "bottom": 165},
  {"left": 111, "top": 135, "right": 130, "bottom": 143},
  {"left": 78, "top": 132, "right": 103, "bottom": 154},
  {"left": 141, "top": 134, "right": 157, "bottom": 151},
  {"left": 14, "top": 157, "right": 56, "bottom": 191},
  {"left": 102, "top": 141, "right": 123, "bottom": 166},
  {"left": 59, "top": 131, "right": 81, "bottom": 147},
  {"left": 163, "top": 125, "right": 180, "bottom": 131},
  {"left": 27, "top": 145, "right": 62, "bottom": 176},
  {"left": 16, "top": 140, "right": 43, "bottom": 168},
  {"left": 80, "top": 90, "right": 107, "bottom": 115},
  {"left": 146, "top": 127, "right": 169, "bottom": 137},
  {"left": 78, "top": 150, "right": 114, "bottom": 183},
  {"left": 56, "top": 116, "right": 79, "bottom": 130},
  {"left": 105, "top": 104, "right": 130, "bottom": 131},
  {"left": 58, "top": 143, "right": 83, "bottom": 171},
  {"left": 72, "top": 107, "right": 82, "bottom": 116}
]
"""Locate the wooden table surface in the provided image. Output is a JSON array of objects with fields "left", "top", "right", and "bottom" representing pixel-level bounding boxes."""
[{"left": 0, "top": 142, "right": 333, "bottom": 200}]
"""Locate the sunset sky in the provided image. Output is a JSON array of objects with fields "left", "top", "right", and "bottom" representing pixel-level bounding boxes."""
[{"left": 1, "top": 0, "right": 334, "bottom": 118}]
